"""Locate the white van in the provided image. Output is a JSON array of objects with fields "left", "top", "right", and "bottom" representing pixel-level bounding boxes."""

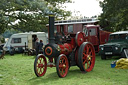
[{"left": 3, "top": 32, "right": 47, "bottom": 52}]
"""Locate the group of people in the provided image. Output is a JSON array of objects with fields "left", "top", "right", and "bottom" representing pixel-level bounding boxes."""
[{"left": 35, "top": 38, "right": 44, "bottom": 55}]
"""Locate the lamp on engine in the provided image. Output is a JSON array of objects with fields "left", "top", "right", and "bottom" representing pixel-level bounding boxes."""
[{"left": 34, "top": 14, "right": 96, "bottom": 78}]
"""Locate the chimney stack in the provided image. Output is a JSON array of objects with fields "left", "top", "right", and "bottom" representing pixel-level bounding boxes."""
[{"left": 49, "top": 14, "right": 55, "bottom": 44}]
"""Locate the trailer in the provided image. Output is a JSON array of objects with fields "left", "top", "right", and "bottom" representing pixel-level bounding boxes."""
[{"left": 3, "top": 32, "right": 47, "bottom": 53}]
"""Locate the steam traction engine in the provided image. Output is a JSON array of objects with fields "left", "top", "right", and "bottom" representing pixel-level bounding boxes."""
[{"left": 34, "top": 15, "right": 95, "bottom": 78}]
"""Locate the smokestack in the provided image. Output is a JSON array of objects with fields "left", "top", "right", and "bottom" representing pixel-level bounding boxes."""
[{"left": 49, "top": 14, "right": 55, "bottom": 44}]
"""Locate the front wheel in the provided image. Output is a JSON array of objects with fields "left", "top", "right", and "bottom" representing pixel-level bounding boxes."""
[
  {"left": 34, "top": 54, "right": 47, "bottom": 77},
  {"left": 56, "top": 54, "right": 69, "bottom": 78},
  {"left": 101, "top": 55, "right": 106, "bottom": 60}
]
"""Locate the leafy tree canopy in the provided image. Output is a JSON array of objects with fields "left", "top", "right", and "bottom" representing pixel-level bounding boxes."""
[
  {"left": 99, "top": 0, "right": 128, "bottom": 32},
  {"left": 0, "top": 0, "right": 71, "bottom": 34}
]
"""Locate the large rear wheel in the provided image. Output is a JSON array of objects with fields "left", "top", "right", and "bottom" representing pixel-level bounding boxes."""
[
  {"left": 34, "top": 54, "right": 47, "bottom": 77},
  {"left": 56, "top": 54, "right": 69, "bottom": 78},
  {"left": 78, "top": 42, "right": 95, "bottom": 72}
]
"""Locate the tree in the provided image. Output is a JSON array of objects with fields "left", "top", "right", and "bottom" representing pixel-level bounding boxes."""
[
  {"left": 0, "top": 11, "right": 8, "bottom": 34},
  {"left": 99, "top": 0, "right": 128, "bottom": 32},
  {"left": 0, "top": 0, "right": 72, "bottom": 33}
]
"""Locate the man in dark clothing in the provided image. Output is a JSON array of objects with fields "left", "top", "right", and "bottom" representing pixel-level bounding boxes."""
[
  {"left": 35, "top": 38, "right": 39, "bottom": 56},
  {"left": 39, "top": 40, "right": 43, "bottom": 54}
]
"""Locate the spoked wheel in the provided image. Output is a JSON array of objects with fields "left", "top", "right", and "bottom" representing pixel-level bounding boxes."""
[
  {"left": 78, "top": 42, "right": 95, "bottom": 72},
  {"left": 34, "top": 54, "right": 47, "bottom": 77},
  {"left": 56, "top": 54, "right": 69, "bottom": 78}
]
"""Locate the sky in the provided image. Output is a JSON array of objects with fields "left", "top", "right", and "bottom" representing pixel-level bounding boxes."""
[{"left": 64, "top": 0, "right": 103, "bottom": 18}]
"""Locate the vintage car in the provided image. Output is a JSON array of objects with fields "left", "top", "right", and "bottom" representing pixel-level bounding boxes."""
[{"left": 99, "top": 31, "right": 128, "bottom": 59}]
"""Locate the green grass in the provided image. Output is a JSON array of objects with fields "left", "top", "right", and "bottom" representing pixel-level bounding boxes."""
[{"left": 0, "top": 54, "right": 128, "bottom": 85}]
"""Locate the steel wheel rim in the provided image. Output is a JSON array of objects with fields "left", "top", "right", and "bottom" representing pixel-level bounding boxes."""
[
  {"left": 34, "top": 55, "right": 47, "bottom": 77},
  {"left": 57, "top": 54, "right": 69, "bottom": 77},
  {"left": 82, "top": 43, "right": 95, "bottom": 72},
  {"left": 75, "top": 32, "right": 84, "bottom": 46}
]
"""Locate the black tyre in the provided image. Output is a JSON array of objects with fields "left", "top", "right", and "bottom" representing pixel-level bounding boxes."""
[
  {"left": 0, "top": 50, "right": 4, "bottom": 59},
  {"left": 9, "top": 50, "right": 15, "bottom": 55},
  {"left": 101, "top": 55, "right": 106, "bottom": 60}
]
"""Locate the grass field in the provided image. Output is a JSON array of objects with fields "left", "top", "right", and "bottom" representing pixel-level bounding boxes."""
[{"left": 0, "top": 54, "right": 128, "bottom": 85}]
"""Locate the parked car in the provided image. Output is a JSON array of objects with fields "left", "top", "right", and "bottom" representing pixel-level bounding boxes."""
[{"left": 99, "top": 31, "right": 128, "bottom": 59}]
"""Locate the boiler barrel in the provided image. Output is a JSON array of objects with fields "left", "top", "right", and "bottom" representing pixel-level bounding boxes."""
[
  {"left": 59, "top": 43, "right": 73, "bottom": 55},
  {"left": 44, "top": 43, "right": 73, "bottom": 58}
]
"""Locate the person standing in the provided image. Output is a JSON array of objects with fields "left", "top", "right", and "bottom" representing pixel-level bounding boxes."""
[
  {"left": 39, "top": 40, "right": 44, "bottom": 54},
  {"left": 35, "top": 38, "right": 39, "bottom": 56}
]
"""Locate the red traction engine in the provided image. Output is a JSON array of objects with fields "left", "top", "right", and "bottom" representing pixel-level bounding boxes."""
[{"left": 34, "top": 15, "right": 95, "bottom": 78}]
